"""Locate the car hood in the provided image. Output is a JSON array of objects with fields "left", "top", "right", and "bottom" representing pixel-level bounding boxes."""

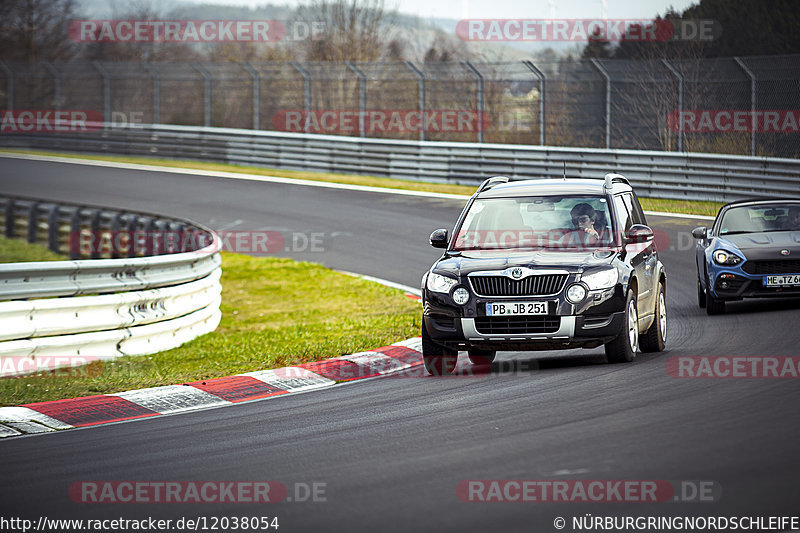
[
  {"left": 718, "top": 231, "right": 800, "bottom": 260},
  {"left": 433, "top": 249, "right": 616, "bottom": 277}
]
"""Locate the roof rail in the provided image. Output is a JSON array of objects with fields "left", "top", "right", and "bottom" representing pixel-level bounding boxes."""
[
  {"left": 477, "top": 175, "right": 510, "bottom": 193},
  {"left": 603, "top": 173, "right": 630, "bottom": 190}
]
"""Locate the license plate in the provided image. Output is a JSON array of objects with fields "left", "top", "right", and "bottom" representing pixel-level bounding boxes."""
[
  {"left": 486, "top": 302, "right": 548, "bottom": 316},
  {"left": 763, "top": 274, "right": 800, "bottom": 287}
]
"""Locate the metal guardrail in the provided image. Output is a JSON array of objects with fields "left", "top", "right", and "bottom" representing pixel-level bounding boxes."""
[
  {"left": 0, "top": 194, "right": 222, "bottom": 376},
  {"left": 1, "top": 124, "right": 799, "bottom": 203}
]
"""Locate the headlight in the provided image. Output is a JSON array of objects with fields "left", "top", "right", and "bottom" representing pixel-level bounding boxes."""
[
  {"left": 452, "top": 287, "right": 470, "bottom": 305},
  {"left": 427, "top": 272, "right": 458, "bottom": 293},
  {"left": 581, "top": 268, "right": 619, "bottom": 290},
  {"left": 713, "top": 250, "right": 743, "bottom": 266},
  {"left": 566, "top": 283, "right": 587, "bottom": 303}
]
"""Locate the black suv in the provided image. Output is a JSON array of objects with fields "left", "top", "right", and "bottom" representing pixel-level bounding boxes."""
[{"left": 421, "top": 174, "right": 667, "bottom": 375}]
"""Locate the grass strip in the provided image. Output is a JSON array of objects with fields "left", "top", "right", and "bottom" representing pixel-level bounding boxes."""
[{"left": 0, "top": 251, "right": 420, "bottom": 405}]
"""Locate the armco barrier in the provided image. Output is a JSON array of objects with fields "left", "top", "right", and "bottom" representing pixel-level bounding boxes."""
[
  {"left": 1, "top": 124, "right": 799, "bottom": 202},
  {"left": 0, "top": 194, "right": 222, "bottom": 376}
]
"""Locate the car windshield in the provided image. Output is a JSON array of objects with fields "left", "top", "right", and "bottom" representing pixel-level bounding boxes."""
[
  {"left": 453, "top": 195, "right": 614, "bottom": 251},
  {"left": 718, "top": 203, "right": 800, "bottom": 235}
]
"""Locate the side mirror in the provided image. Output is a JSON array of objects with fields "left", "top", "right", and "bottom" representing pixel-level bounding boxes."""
[
  {"left": 429, "top": 229, "right": 449, "bottom": 249},
  {"left": 625, "top": 224, "right": 654, "bottom": 244},
  {"left": 691, "top": 226, "right": 707, "bottom": 239}
]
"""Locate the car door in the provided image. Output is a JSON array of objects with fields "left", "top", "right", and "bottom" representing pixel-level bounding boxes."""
[
  {"left": 613, "top": 194, "right": 653, "bottom": 321},
  {"left": 627, "top": 192, "right": 659, "bottom": 318}
]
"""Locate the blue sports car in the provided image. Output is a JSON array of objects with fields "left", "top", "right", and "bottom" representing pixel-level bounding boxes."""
[{"left": 693, "top": 199, "right": 800, "bottom": 314}]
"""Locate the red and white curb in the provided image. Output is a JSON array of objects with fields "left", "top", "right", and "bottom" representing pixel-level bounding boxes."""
[{"left": 0, "top": 337, "right": 422, "bottom": 438}]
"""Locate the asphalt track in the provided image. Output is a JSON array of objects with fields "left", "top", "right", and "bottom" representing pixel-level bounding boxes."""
[{"left": 1, "top": 156, "right": 800, "bottom": 532}]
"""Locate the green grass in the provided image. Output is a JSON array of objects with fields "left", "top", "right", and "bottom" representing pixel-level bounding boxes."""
[
  {"left": 0, "top": 252, "right": 421, "bottom": 406},
  {"left": 0, "top": 236, "right": 66, "bottom": 262},
  {"left": 0, "top": 148, "right": 721, "bottom": 216}
]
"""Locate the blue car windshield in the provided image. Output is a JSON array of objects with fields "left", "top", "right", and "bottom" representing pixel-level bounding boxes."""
[
  {"left": 718, "top": 203, "right": 800, "bottom": 235},
  {"left": 453, "top": 195, "right": 614, "bottom": 251}
]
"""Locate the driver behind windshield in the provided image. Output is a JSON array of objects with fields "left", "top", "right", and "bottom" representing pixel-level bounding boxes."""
[{"left": 570, "top": 203, "right": 601, "bottom": 239}]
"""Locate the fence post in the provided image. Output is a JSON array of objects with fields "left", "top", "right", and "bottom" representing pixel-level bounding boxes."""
[
  {"left": 734, "top": 57, "right": 757, "bottom": 157},
  {"left": 92, "top": 61, "right": 112, "bottom": 126},
  {"left": 142, "top": 62, "right": 160, "bottom": 124},
  {"left": 291, "top": 61, "right": 311, "bottom": 133},
  {"left": 590, "top": 58, "right": 611, "bottom": 149},
  {"left": 345, "top": 62, "right": 366, "bottom": 137},
  {"left": 241, "top": 62, "right": 260, "bottom": 130},
  {"left": 404, "top": 61, "right": 425, "bottom": 142},
  {"left": 662, "top": 59, "right": 684, "bottom": 152},
  {"left": 193, "top": 63, "right": 212, "bottom": 127},
  {"left": 464, "top": 61, "right": 484, "bottom": 143},
  {"left": 523, "top": 60, "right": 546, "bottom": 146},
  {"left": 42, "top": 62, "right": 61, "bottom": 111},
  {"left": 0, "top": 61, "right": 12, "bottom": 111}
]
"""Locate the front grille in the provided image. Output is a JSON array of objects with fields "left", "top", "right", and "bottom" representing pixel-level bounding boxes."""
[
  {"left": 474, "top": 316, "right": 561, "bottom": 335},
  {"left": 470, "top": 274, "right": 568, "bottom": 296},
  {"left": 742, "top": 259, "right": 800, "bottom": 275}
]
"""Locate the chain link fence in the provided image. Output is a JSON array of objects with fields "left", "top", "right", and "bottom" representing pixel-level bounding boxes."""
[{"left": 1, "top": 56, "right": 798, "bottom": 157}]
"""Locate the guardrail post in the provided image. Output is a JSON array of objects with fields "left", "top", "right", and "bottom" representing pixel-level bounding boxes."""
[
  {"left": 142, "top": 62, "right": 160, "bottom": 124},
  {"left": 0, "top": 61, "right": 12, "bottom": 111},
  {"left": 241, "top": 62, "right": 260, "bottom": 130},
  {"left": 523, "top": 60, "right": 546, "bottom": 146},
  {"left": 734, "top": 57, "right": 757, "bottom": 157},
  {"left": 109, "top": 212, "right": 123, "bottom": 258},
  {"left": 404, "top": 61, "right": 426, "bottom": 142},
  {"left": 662, "top": 59, "right": 684, "bottom": 152},
  {"left": 27, "top": 202, "right": 39, "bottom": 244},
  {"left": 42, "top": 62, "right": 61, "bottom": 111},
  {"left": 92, "top": 61, "right": 112, "bottom": 127},
  {"left": 345, "top": 62, "right": 367, "bottom": 137},
  {"left": 464, "top": 61, "right": 484, "bottom": 143},
  {"left": 193, "top": 63, "right": 212, "bottom": 127},
  {"left": 89, "top": 210, "right": 102, "bottom": 259},
  {"left": 126, "top": 214, "right": 140, "bottom": 258},
  {"left": 47, "top": 204, "right": 60, "bottom": 253},
  {"left": 291, "top": 62, "right": 311, "bottom": 133},
  {"left": 68, "top": 208, "right": 81, "bottom": 260},
  {"left": 4, "top": 198, "right": 14, "bottom": 238},
  {"left": 591, "top": 58, "right": 612, "bottom": 149}
]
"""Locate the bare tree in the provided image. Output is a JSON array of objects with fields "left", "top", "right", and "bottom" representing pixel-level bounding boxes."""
[{"left": 0, "top": 0, "right": 81, "bottom": 62}]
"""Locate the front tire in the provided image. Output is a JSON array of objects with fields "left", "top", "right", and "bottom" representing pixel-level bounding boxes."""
[
  {"left": 605, "top": 290, "right": 638, "bottom": 363},
  {"left": 697, "top": 275, "right": 706, "bottom": 308},
  {"left": 640, "top": 281, "right": 666, "bottom": 352},
  {"left": 467, "top": 348, "right": 496, "bottom": 366},
  {"left": 422, "top": 320, "right": 458, "bottom": 375}
]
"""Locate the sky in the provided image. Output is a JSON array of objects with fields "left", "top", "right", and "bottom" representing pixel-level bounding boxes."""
[{"left": 196, "top": 0, "right": 698, "bottom": 20}]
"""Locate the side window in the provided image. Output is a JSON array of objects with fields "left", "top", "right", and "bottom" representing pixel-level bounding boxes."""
[
  {"left": 622, "top": 193, "right": 645, "bottom": 226},
  {"left": 613, "top": 195, "right": 632, "bottom": 234},
  {"left": 628, "top": 192, "right": 647, "bottom": 225}
]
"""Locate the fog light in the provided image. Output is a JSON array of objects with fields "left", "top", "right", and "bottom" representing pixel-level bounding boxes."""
[
  {"left": 720, "top": 281, "right": 729, "bottom": 289},
  {"left": 452, "top": 287, "right": 470, "bottom": 305},
  {"left": 566, "top": 283, "right": 587, "bottom": 304}
]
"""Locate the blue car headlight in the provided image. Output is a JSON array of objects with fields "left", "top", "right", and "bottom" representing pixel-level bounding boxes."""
[{"left": 713, "top": 250, "right": 743, "bottom": 266}]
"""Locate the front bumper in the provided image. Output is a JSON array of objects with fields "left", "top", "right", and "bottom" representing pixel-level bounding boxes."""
[
  {"left": 423, "top": 311, "right": 625, "bottom": 352},
  {"left": 709, "top": 269, "right": 800, "bottom": 300}
]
